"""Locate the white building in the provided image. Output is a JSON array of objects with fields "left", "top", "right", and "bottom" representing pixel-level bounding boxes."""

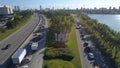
[
  {"left": 0, "top": 5, "right": 13, "bottom": 18},
  {"left": 55, "top": 33, "right": 66, "bottom": 42}
]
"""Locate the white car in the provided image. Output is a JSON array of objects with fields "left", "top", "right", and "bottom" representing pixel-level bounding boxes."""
[
  {"left": 20, "top": 65, "right": 28, "bottom": 68},
  {"left": 18, "top": 65, "right": 28, "bottom": 68},
  {"left": 88, "top": 52, "right": 94, "bottom": 59}
]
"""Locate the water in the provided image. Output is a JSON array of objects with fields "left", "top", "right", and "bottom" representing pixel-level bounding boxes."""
[{"left": 88, "top": 14, "right": 120, "bottom": 32}]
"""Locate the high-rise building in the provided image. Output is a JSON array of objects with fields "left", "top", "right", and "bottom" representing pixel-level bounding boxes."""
[
  {"left": 109, "top": 6, "right": 112, "bottom": 10},
  {"left": 14, "top": 6, "right": 17, "bottom": 11},
  {"left": 52, "top": 7, "right": 54, "bottom": 10},
  {"left": 40, "top": 5, "right": 42, "bottom": 11},
  {"left": 0, "top": 5, "right": 13, "bottom": 18},
  {"left": 17, "top": 6, "right": 20, "bottom": 11},
  {"left": 14, "top": 6, "right": 20, "bottom": 11}
]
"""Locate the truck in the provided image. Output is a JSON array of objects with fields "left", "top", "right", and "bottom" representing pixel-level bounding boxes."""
[
  {"left": 31, "top": 42, "right": 38, "bottom": 51},
  {"left": 11, "top": 48, "right": 27, "bottom": 65}
]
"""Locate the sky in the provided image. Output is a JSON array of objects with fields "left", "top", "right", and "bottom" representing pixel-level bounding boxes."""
[{"left": 0, "top": 0, "right": 120, "bottom": 10}]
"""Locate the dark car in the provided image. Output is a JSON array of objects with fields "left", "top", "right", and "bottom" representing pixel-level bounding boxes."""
[
  {"left": 2, "top": 44, "right": 11, "bottom": 50},
  {"left": 6, "top": 44, "right": 11, "bottom": 49},
  {"left": 83, "top": 42, "right": 88, "bottom": 47},
  {"left": 80, "top": 34, "right": 84, "bottom": 38},
  {"left": 84, "top": 47, "right": 91, "bottom": 53}
]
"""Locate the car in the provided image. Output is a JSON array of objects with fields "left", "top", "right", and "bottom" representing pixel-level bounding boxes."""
[
  {"left": 2, "top": 44, "right": 11, "bottom": 50},
  {"left": 88, "top": 52, "right": 94, "bottom": 60},
  {"left": 80, "top": 34, "right": 84, "bottom": 38},
  {"left": 20, "top": 65, "right": 28, "bottom": 68},
  {"left": 6, "top": 44, "right": 11, "bottom": 48},
  {"left": 83, "top": 42, "right": 88, "bottom": 47},
  {"left": 84, "top": 47, "right": 91, "bottom": 53},
  {"left": 76, "top": 25, "right": 80, "bottom": 29},
  {"left": 24, "top": 55, "right": 32, "bottom": 63}
]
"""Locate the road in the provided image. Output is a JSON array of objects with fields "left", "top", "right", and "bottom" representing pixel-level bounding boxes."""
[
  {"left": 72, "top": 14, "right": 93, "bottom": 68},
  {"left": 0, "top": 13, "right": 40, "bottom": 68},
  {"left": 28, "top": 15, "right": 48, "bottom": 68},
  {"left": 9, "top": 15, "right": 48, "bottom": 68},
  {"left": 73, "top": 14, "right": 108, "bottom": 68}
]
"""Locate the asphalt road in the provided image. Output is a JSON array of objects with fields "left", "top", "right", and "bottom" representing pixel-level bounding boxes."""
[
  {"left": 0, "top": 13, "right": 40, "bottom": 67},
  {"left": 10, "top": 15, "right": 48, "bottom": 68},
  {"left": 73, "top": 14, "right": 108, "bottom": 68},
  {"left": 74, "top": 15, "right": 93, "bottom": 68},
  {"left": 28, "top": 15, "right": 48, "bottom": 68}
]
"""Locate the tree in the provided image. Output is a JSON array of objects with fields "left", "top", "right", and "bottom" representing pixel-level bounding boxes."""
[
  {"left": 6, "top": 20, "right": 14, "bottom": 29},
  {"left": 0, "top": 18, "right": 2, "bottom": 22}
]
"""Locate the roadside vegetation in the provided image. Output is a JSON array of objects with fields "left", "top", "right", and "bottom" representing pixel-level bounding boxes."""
[
  {"left": 0, "top": 10, "right": 33, "bottom": 41},
  {"left": 42, "top": 11, "right": 81, "bottom": 68},
  {"left": 78, "top": 14, "right": 120, "bottom": 68}
]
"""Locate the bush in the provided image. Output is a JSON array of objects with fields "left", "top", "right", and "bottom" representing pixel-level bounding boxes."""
[
  {"left": 0, "top": 27, "right": 6, "bottom": 33},
  {"left": 55, "top": 41, "right": 67, "bottom": 48},
  {"left": 44, "top": 48, "right": 74, "bottom": 61},
  {"left": 45, "top": 60, "right": 75, "bottom": 68}
]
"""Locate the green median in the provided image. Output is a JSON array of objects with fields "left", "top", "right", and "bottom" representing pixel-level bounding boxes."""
[
  {"left": 66, "top": 26, "right": 81, "bottom": 68},
  {"left": 42, "top": 11, "right": 81, "bottom": 68}
]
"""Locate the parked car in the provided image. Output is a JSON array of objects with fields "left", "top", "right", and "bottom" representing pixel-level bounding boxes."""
[
  {"left": 20, "top": 65, "right": 28, "bottom": 68},
  {"left": 83, "top": 42, "right": 88, "bottom": 47},
  {"left": 24, "top": 55, "right": 32, "bottom": 63},
  {"left": 80, "top": 34, "right": 84, "bottom": 38},
  {"left": 84, "top": 47, "right": 91, "bottom": 53},
  {"left": 31, "top": 42, "right": 38, "bottom": 51},
  {"left": 88, "top": 52, "right": 94, "bottom": 60}
]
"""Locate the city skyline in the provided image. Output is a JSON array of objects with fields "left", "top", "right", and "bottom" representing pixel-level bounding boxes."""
[{"left": 0, "top": 0, "right": 120, "bottom": 10}]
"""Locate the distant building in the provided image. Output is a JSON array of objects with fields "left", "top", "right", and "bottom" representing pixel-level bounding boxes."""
[
  {"left": 52, "top": 7, "right": 54, "bottom": 11},
  {"left": 0, "top": 5, "right": 13, "bottom": 18},
  {"left": 14, "top": 6, "right": 20, "bottom": 11},
  {"left": 14, "top": 6, "right": 17, "bottom": 11},
  {"left": 40, "top": 5, "right": 42, "bottom": 11},
  {"left": 44, "top": 8, "right": 50, "bottom": 12},
  {"left": 109, "top": 6, "right": 112, "bottom": 10},
  {"left": 17, "top": 6, "right": 20, "bottom": 11}
]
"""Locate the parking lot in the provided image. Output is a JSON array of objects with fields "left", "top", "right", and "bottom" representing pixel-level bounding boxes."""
[{"left": 76, "top": 22, "right": 108, "bottom": 68}]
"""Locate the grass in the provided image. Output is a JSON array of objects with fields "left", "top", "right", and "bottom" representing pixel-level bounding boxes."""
[
  {"left": 47, "top": 19, "right": 51, "bottom": 28},
  {"left": 66, "top": 26, "right": 81, "bottom": 68},
  {"left": 0, "top": 16, "right": 32, "bottom": 41},
  {"left": 43, "top": 13, "right": 81, "bottom": 68},
  {"left": 43, "top": 26, "right": 81, "bottom": 68},
  {"left": 45, "top": 59, "right": 75, "bottom": 68}
]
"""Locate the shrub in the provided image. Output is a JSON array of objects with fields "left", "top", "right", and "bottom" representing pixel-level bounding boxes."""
[
  {"left": 45, "top": 60, "right": 75, "bottom": 68},
  {"left": 55, "top": 41, "right": 67, "bottom": 48},
  {"left": 44, "top": 48, "right": 74, "bottom": 61}
]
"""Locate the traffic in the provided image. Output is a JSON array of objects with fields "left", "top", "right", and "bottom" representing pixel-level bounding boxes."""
[{"left": 7, "top": 15, "right": 47, "bottom": 68}]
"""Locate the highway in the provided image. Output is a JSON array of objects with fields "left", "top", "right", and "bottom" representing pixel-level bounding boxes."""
[
  {"left": 0, "top": 13, "right": 40, "bottom": 67},
  {"left": 73, "top": 14, "right": 108, "bottom": 68},
  {"left": 28, "top": 15, "right": 48, "bottom": 68},
  {"left": 9, "top": 15, "right": 47, "bottom": 68}
]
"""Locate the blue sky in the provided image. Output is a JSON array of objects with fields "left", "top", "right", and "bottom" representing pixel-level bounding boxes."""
[{"left": 0, "top": 0, "right": 120, "bottom": 9}]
